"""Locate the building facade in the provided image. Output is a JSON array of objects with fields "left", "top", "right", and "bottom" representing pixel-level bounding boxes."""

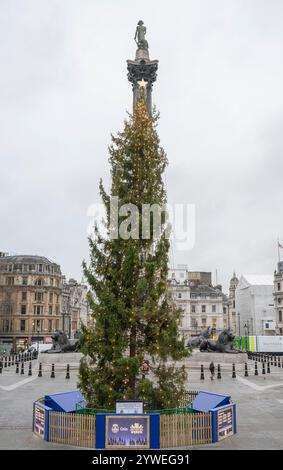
[
  {"left": 0, "top": 255, "right": 62, "bottom": 349},
  {"left": 235, "top": 274, "right": 275, "bottom": 336},
  {"left": 168, "top": 267, "right": 225, "bottom": 340},
  {"left": 274, "top": 261, "right": 283, "bottom": 335},
  {"left": 226, "top": 272, "right": 239, "bottom": 334},
  {"left": 61, "top": 278, "right": 90, "bottom": 338}
]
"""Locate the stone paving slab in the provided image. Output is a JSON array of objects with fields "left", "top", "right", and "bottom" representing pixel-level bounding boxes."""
[{"left": 1, "top": 364, "right": 283, "bottom": 449}]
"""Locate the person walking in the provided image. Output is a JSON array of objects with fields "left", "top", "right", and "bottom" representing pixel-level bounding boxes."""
[{"left": 209, "top": 361, "right": 215, "bottom": 380}]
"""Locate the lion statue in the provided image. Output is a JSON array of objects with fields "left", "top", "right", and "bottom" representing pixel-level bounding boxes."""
[
  {"left": 44, "top": 330, "right": 81, "bottom": 353},
  {"left": 187, "top": 327, "right": 212, "bottom": 350},
  {"left": 199, "top": 329, "right": 236, "bottom": 353}
]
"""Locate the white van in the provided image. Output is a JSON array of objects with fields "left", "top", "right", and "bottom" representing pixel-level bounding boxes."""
[{"left": 30, "top": 343, "right": 53, "bottom": 353}]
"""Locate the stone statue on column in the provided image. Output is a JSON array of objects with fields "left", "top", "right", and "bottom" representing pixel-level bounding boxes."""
[{"left": 127, "top": 21, "right": 158, "bottom": 116}]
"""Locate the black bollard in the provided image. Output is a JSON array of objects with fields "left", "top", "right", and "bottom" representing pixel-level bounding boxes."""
[
  {"left": 217, "top": 364, "right": 221, "bottom": 379},
  {"left": 271, "top": 355, "right": 273, "bottom": 366},
  {"left": 8, "top": 356, "right": 11, "bottom": 367},
  {"left": 4, "top": 356, "right": 7, "bottom": 368},
  {"left": 0, "top": 362, "right": 2, "bottom": 374},
  {"left": 38, "top": 363, "right": 42, "bottom": 378},
  {"left": 16, "top": 362, "right": 19, "bottom": 374},
  {"left": 20, "top": 361, "right": 24, "bottom": 375},
  {"left": 274, "top": 356, "right": 277, "bottom": 367},
  {"left": 262, "top": 362, "right": 266, "bottom": 375},
  {"left": 255, "top": 361, "right": 258, "bottom": 376},
  {"left": 51, "top": 363, "right": 55, "bottom": 379},
  {"left": 12, "top": 356, "right": 14, "bottom": 366},
  {"left": 66, "top": 364, "right": 70, "bottom": 380},
  {"left": 200, "top": 364, "right": 204, "bottom": 380},
  {"left": 232, "top": 363, "right": 236, "bottom": 378},
  {"left": 244, "top": 363, "right": 249, "bottom": 377},
  {"left": 28, "top": 362, "right": 32, "bottom": 376},
  {"left": 267, "top": 361, "right": 270, "bottom": 374}
]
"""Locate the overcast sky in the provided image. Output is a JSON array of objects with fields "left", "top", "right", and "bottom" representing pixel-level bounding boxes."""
[{"left": 1, "top": 0, "right": 283, "bottom": 291}]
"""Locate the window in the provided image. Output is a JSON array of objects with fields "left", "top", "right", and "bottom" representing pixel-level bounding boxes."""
[
  {"left": 178, "top": 293, "right": 182, "bottom": 299},
  {"left": 191, "top": 305, "right": 196, "bottom": 313},
  {"left": 191, "top": 318, "right": 197, "bottom": 327},
  {"left": 34, "top": 305, "right": 43, "bottom": 315},
  {"left": 50, "top": 278, "right": 54, "bottom": 286},
  {"left": 202, "top": 305, "right": 206, "bottom": 313},
  {"left": 212, "top": 305, "right": 216, "bottom": 313},
  {"left": 279, "top": 311, "right": 282, "bottom": 323},
  {"left": 20, "top": 320, "right": 26, "bottom": 332},
  {"left": 55, "top": 305, "right": 59, "bottom": 315},
  {"left": 48, "top": 319, "right": 52, "bottom": 331},
  {"left": 22, "top": 277, "right": 28, "bottom": 285},
  {"left": 38, "top": 264, "right": 43, "bottom": 272},
  {"left": 6, "top": 277, "right": 14, "bottom": 286},
  {"left": 212, "top": 318, "right": 217, "bottom": 327},
  {"left": 22, "top": 292, "right": 27, "bottom": 301},
  {"left": 49, "top": 293, "right": 53, "bottom": 303},
  {"left": 201, "top": 317, "right": 207, "bottom": 326},
  {"left": 49, "top": 306, "right": 53, "bottom": 315},
  {"left": 280, "top": 328, "right": 283, "bottom": 335},
  {"left": 278, "top": 283, "right": 281, "bottom": 291},
  {"left": 55, "top": 319, "right": 59, "bottom": 329},
  {"left": 233, "top": 300, "right": 235, "bottom": 308},
  {"left": 278, "top": 298, "right": 282, "bottom": 304},
  {"left": 35, "top": 292, "right": 44, "bottom": 302},
  {"left": 35, "top": 279, "right": 43, "bottom": 286},
  {"left": 21, "top": 305, "right": 26, "bottom": 315}
]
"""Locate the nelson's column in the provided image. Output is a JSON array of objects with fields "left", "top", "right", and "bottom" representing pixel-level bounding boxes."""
[{"left": 127, "top": 20, "right": 158, "bottom": 115}]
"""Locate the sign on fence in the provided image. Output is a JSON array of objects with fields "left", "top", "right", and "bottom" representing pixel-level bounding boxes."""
[
  {"left": 116, "top": 400, "right": 143, "bottom": 414},
  {"left": 106, "top": 415, "right": 149, "bottom": 449},
  {"left": 33, "top": 402, "right": 51, "bottom": 440},
  {"left": 96, "top": 413, "right": 160, "bottom": 449},
  {"left": 217, "top": 405, "right": 234, "bottom": 441}
]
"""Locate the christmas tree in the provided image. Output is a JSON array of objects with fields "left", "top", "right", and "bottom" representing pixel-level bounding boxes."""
[{"left": 78, "top": 99, "right": 188, "bottom": 409}]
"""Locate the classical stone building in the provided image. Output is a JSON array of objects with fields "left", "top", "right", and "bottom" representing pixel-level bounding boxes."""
[
  {"left": 0, "top": 254, "right": 62, "bottom": 349},
  {"left": 61, "top": 278, "right": 90, "bottom": 338},
  {"left": 226, "top": 272, "right": 239, "bottom": 334},
  {"left": 235, "top": 274, "right": 275, "bottom": 336},
  {"left": 168, "top": 267, "right": 226, "bottom": 340},
  {"left": 274, "top": 261, "right": 283, "bottom": 335}
]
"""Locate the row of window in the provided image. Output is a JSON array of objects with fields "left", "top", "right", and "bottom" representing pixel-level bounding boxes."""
[
  {"left": 191, "top": 318, "right": 218, "bottom": 328},
  {"left": 1, "top": 318, "right": 60, "bottom": 333},
  {"left": 20, "top": 305, "right": 60, "bottom": 315},
  {"left": 0, "top": 263, "right": 60, "bottom": 274},
  {"left": 20, "top": 292, "right": 60, "bottom": 303},
  {"left": 5, "top": 277, "right": 61, "bottom": 287}
]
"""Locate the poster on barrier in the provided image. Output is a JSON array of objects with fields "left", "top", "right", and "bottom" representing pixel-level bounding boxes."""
[
  {"left": 106, "top": 415, "right": 150, "bottom": 449},
  {"left": 34, "top": 404, "right": 46, "bottom": 438},
  {"left": 217, "top": 405, "right": 234, "bottom": 441}
]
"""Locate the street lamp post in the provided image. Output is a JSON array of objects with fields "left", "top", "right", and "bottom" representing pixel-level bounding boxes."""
[
  {"left": 37, "top": 328, "right": 40, "bottom": 356},
  {"left": 237, "top": 312, "right": 241, "bottom": 350}
]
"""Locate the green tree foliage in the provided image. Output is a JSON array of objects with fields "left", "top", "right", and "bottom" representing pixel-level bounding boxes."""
[{"left": 78, "top": 100, "right": 188, "bottom": 409}]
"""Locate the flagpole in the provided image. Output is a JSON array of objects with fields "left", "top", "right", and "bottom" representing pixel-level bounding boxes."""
[{"left": 278, "top": 238, "right": 281, "bottom": 263}]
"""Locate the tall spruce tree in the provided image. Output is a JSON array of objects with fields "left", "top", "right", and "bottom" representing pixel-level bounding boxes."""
[{"left": 79, "top": 99, "right": 188, "bottom": 409}]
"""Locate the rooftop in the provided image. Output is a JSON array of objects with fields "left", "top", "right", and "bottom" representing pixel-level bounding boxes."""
[{"left": 0, "top": 255, "right": 59, "bottom": 266}]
